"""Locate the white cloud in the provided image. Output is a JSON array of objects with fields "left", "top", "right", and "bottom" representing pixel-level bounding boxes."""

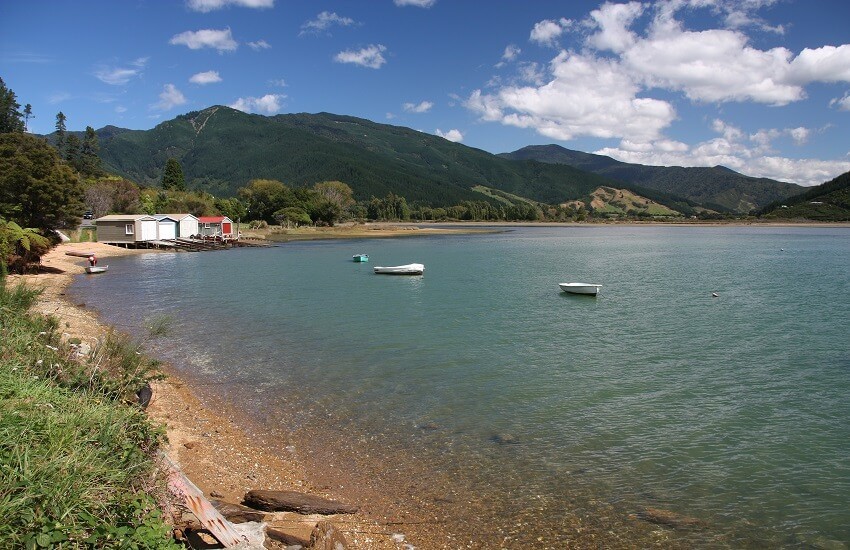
[
  {"left": 170, "top": 28, "right": 238, "bottom": 52},
  {"left": 530, "top": 18, "right": 572, "bottom": 48},
  {"left": 190, "top": 70, "right": 222, "bottom": 85},
  {"left": 595, "top": 119, "right": 850, "bottom": 186},
  {"left": 403, "top": 101, "right": 433, "bottom": 113},
  {"left": 301, "top": 11, "right": 356, "bottom": 35},
  {"left": 831, "top": 92, "right": 850, "bottom": 111},
  {"left": 334, "top": 44, "right": 387, "bottom": 69},
  {"left": 435, "top": 129, "right": 463, "bottom": 142},
  {"left": 187, "top": 0, "right": 273, "bottom": 12},
  {"left": 467, "top": 52, "right": 676, "bottom": 142},
  {"left": 585, "top": 1, "right": 643, "bottom": 53},
  {"left": 94, "top": 58, "right": 147, "bottom": 85},
  {"left": 496, "top": 44, "right": 521, "bottom": 68},
  {"left": 115, "top": 106, "right": 127, "bottom": 114},
  {"left": 269, "top": 78, "right": 287, "bottom": 87},
  {"left": 48, "top": 92, "right": 71, "bottom": 104},
  {"left": 394, "top": 0, "right": 436, "bottom": 7},
  {"left": 248, "top": 40, "right": 271, "bottom": 51},
  {"left": 95, "top": 67, "right": 139, "bottom": 85},
  {"left": 230, "top": 93, "right": 286, "bottom": 114},
  {"left": 152, "top": 84, "right": 187, "bottom": 111}
]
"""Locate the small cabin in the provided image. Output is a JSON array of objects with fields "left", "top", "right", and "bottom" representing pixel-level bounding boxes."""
[
  {"left": 197, "top": 216, "right": 235, "bottom": 240},
  {"left": 95, "top": 214, "right": 158, "bottom": 245}
]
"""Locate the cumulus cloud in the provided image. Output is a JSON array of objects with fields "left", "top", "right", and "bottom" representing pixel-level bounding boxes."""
[
  {"left": 394, "top": 0, "right": 436, "bottom": 7},
  {"left": 585, "top": 1, "right": 642, "bottom": 52},
  {"left": 248, "top": 40, "right": 271, "bottom": 50},
  {"left": 530, "top": 18, "right": 572, "bottom": 48},
  {"left": 152, "top": 84, "right": 187, "bottom": 111},
  {"left": 230, "top": 93, "right": 286, "bottom": 114},
  {"left": 190, "top": 70, "right": 222, "bottom": 85},
  {"left": 187, "top": 0, "right": 273, "bottom": 12},
  {"left": 170, "top": 28, "right": 238, "bottom": 52},
  {"left": 301, "top": 11, "right": 355, "bottom": 35},
  {"left": 467, "top": 52, "right": 676, "bottom": 142},
  {"left": 334, "top": 44, "right": 387, "bottom": 69},
  {"left": 403, "top": 101, "right": 433, "bottom": 113},
  {"left": 435, "top": 129, "right": 463, "bottom": 142}
]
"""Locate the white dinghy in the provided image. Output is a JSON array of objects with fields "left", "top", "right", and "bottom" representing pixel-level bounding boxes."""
[
  {"left": 559, "top": 282, "right": 601, "bottom": 295},
  {"left": 374, "top": 263, "right": 424, "bottom": 275}
]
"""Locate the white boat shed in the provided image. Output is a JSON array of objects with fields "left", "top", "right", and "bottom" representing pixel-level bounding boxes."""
[
  {"left": 161, "top": 213, "right": 200, "bottom": 239},
  {"left": 153, "top": 215, "right": 178, "bottom": 240}
]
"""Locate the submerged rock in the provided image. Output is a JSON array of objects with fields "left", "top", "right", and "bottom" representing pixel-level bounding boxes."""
[
  {"left": 637, "top": 507, "right": 706, "bottom": 529},
  {"left": 491, "top": 433, "right": 520, "bottom": 445}
]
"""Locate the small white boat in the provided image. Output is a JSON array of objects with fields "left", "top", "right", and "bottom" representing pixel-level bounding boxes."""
[
  {"left": 353, "top": 254, "right": 369, "bottom": 262},
  {"left": 374, "top": 263, "right": 424, "bottom": 275},
  {"left": 85, "top": 265, "right": 108, "bottom": 274},
  {"left": 559, "top": 282, "right": 601, "bottom": 295}
]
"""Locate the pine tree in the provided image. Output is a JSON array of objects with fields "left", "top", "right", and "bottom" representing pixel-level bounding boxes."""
[
  {"left": 161, "top": 157, "right": 186, "bottom": 191},
  {"left": 54, "top": 111, "right": 67, "bottom": 154},
  {"left": 23, "top": 104, "right": 33, "bottom": 132},
  {"left": 0, "top": 77, "right": 25, "bottom": 133},
  {"left": 80, "top": 126, "right": 103, "bottom": 177},
  {"left": 65, "top": 133, "right": 81, "bottom": 170}
]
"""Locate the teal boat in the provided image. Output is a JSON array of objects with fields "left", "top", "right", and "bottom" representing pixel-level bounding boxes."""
[{"left": 353, "top": 254, "right": 369, "bottom": 262}]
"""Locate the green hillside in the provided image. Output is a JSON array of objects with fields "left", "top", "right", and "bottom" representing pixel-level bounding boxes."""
[
  {"left": 500, "top": 144, "right": 804, "bottom": 214},
  {"left": 92, "top": 106, "right": 618, "bottom": 208},
  {"left": 758, "top": 170, "right": 850, "bottom": 221}
]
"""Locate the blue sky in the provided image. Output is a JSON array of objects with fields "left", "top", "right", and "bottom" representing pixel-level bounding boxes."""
[{"left": 2, "top": 0, "right": 849, "bottom": 186}]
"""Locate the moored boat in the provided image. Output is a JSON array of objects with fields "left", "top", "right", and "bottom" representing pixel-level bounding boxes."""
[
  {"left": 353, "top": 254, "right": 369, "bottom": 262},
  {"left": 374, "top": 263, "right": 424, "bottom": 275},
  {"left": 559, "top": 282, "right": 601, "bottom": 295},
  {"left": 85, "top": 265, "right": 109, "bottom": 274}
]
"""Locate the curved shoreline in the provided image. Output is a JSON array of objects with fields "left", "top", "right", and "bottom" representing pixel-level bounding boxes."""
[{"left": 11, "top": 242, "right": 406, "bottom": 549}]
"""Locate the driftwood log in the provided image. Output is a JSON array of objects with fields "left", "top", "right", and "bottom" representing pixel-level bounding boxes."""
[{"left": 243, "top": 490, "right": 359, "bottom": 515}]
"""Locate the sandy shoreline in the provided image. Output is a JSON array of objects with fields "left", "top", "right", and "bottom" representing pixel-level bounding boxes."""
[{"left": 9, "top": 241, "right": 407, "bottom": 549}]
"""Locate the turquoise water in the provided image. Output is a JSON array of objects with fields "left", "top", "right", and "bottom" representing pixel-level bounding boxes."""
[{"left": 71, "top": 226, "right": 850, "bottom": 547}]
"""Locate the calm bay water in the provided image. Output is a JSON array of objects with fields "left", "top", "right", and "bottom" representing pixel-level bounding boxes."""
[{"left": 70, "top": 225, "right": 850, "bottom": 547}]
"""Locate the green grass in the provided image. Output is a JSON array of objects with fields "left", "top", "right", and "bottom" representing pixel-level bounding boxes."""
[{"left": 0, "top": 280, "right": 179, "bottom": 549}]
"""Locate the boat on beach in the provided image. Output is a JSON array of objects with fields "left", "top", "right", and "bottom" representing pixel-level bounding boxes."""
[
  {"left": 353, "top": 254, "right": 369, "bottom": 262},
  {"left": 559, "top": 282, "right": 601, "bottom": 295},
  {"left": 374, "top": 263, "right": 424, "bottom": 275},
  {"left": 84, "top": 265, "right": 108, "bottom": 274}
]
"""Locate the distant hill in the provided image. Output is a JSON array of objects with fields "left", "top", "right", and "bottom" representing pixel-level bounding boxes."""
[
  {"left": 758, "top": 170, "right": 850, "bottom": 221},
  {"left": 87, "top": 106, "right": 623, "bottom": 208},
  {"left": 577, "top": 187, "right": 681, "bottom": 218},
  {"left": 499, "top": 144, "right": 804, "bottom": 214}
]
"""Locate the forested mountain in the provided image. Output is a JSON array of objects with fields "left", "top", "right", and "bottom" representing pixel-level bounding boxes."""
[
  {"left": 758, "top": 170, "right": 850, "bottom": 220},
  {"left": 89, "top": 106, "right": 619, "bottom": 208},
  {"left": 500, "top": 144, "right": 804, "bottom": 214}
]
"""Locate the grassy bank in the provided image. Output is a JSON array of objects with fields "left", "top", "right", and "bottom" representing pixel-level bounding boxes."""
[{"left": 0, "top": 278, "right": 178, "bottom": 548}]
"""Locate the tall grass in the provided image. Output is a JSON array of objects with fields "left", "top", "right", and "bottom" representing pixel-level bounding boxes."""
[{"left": 0, "top": 278, "right": 179, "bottom": 548}]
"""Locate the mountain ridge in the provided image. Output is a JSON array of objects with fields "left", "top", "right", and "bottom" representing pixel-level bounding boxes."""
[
  {"left": 51, "top": 106, "right": 804, "bottom": 215},
  {"left": 499, "top": 144, "right": 804, "bottom": 214}
]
